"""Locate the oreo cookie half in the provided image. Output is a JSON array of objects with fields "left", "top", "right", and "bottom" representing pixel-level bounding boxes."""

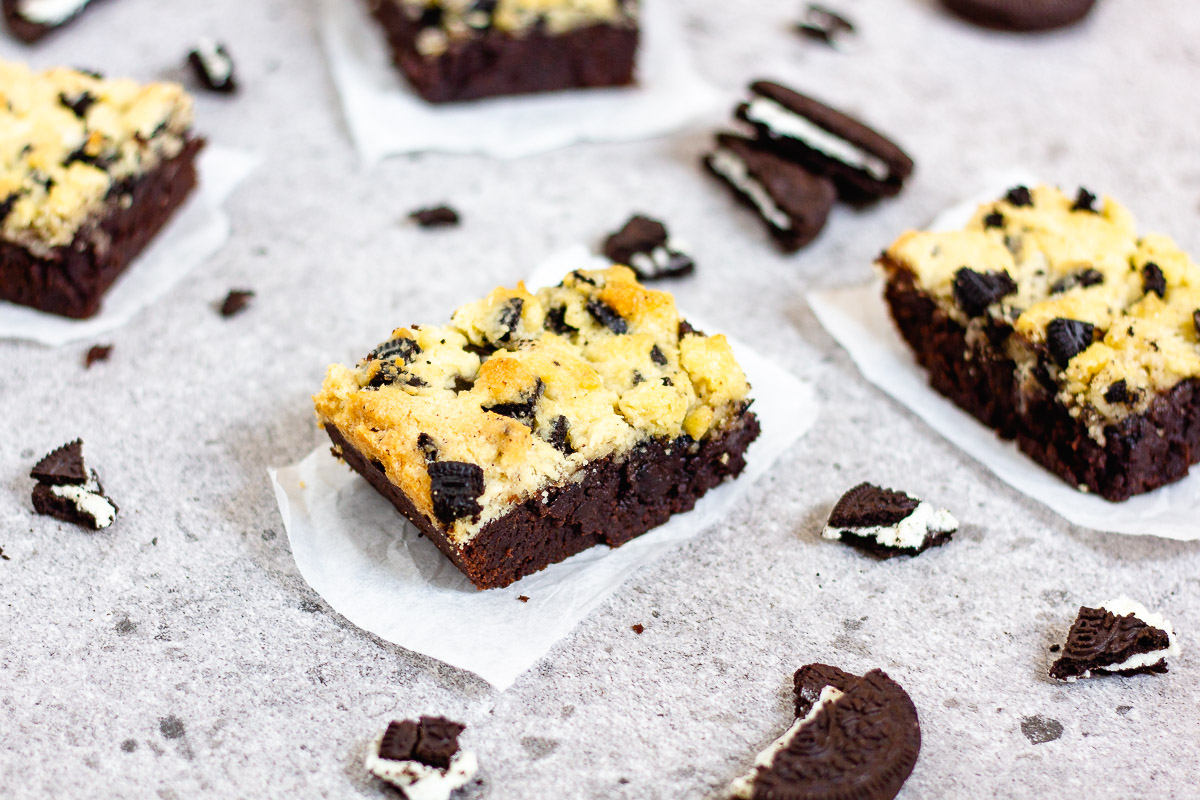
[
  {"left": 729, "top": 664, "right": 921, "bottom": 800},
  {"left": 703, "top": 133, "right": 836, "bottom": 253},
  {"left": 1049, "top": 597, "right": 1180, "bottom": 682},
  {"left": 737, "top": 80, "right": 914, "bottom": 202},
  {"left": 940, "top": 0, "right": 1097, "bottom": 32},
  {"left": 602, "top": 214, "right": 695, "bottom": 281},
  {"left": 822, "top": 482, "right": 958, "bottom": 557},
  {"left": 364, "top": 716, "right": 478, "bottom": 798}
]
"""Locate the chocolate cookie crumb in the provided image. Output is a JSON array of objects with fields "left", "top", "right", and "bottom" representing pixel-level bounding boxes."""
[
  {"left": 1046, "top": 318, "right": 1095, "bottom": 366},
  {"left": 796, "top": 3, "right": 855, "bottom": 46},
  {"left": 1142, "top": 262, "right": 1167, "bottom": 298},
  {"left": 631, "top": 623, "right": 644, "bottom": 634},
  {"left": 517, "top": 595, "right": 529, "bottom": 603},
  {"left": 84, "top": 344, "right": 112, "bottom": 368},
  {"left": 219, "top": 289, "right": 255, "bottom": 318},
  {"left": 410, "top": 205, "right": 460, "bottom": 228}
]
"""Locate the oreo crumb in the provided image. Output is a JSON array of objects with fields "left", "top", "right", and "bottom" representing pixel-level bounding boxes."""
[
  {"left": 544, "top": 305, "right": 574, "bottom": 336},
  {"left": 518, "top": 595, "right": 530, "bottom": 603},
  {"left": 496, "top": 298, "right": 524, "bottom": 342},
  {"left": 795, "top": 3, "right": 855, "bottom": 45},
  {"left": 983, "top": 210, "right": 1005, "bottom": 228},
  {"left": 953, "top": 267, "right": 1017, "bottom": 317},
  {"left": 59, "top": 91, "right": 96, "bottom": 119},
  {"left": 428, "top": 461, "right": 484, "bottom": 523},
  {"left": 631, "top": 624, "right": 645, "bottom": 634},
  {"left": 1050, "top": 268, "right": 1104, "bottom": 294},
  {"left": 1049, "top": 644, "right": 1061, "bottom": 652},
  {"left": 0, "top": 546, "right": 9, "bottom": 561},
  {"left": 1194, "top": 310, "right": 1200, "bottom": 337},
  {"left": 410, "top": 205, "right": 460, "bottom": 228},
  {"left": 1142, "top": 262, "right": 1167, "bottom": 298},
  {"left": 1104, "top": 380, "right": 1130, "bottom": 404},
  {"left": 545, "top": 415, "right": 572, "bottom": 455},
  {"left": 1005, "top": 186, "right": 1033, "bottom": 207},
  {"left": 369, "top": 335, "right": 421, "bottom": 365},
  {"left": 187, "top": 39, "right": 238, "bottom": 94},
  {"left": 417, "top": 433, "right": 439, "bottom": 461},
  {"left": 120, "top": 739, "right": 137, "bottom": 753},
  {"left": 84, "top": 344, "right": 112, "bottom": 368},
  {"left": 650, "top": 345, "right": 668, "bottom": 366},
  {"left": 1072, "top": 187, "right": 1098, "bottom": 213},
  {"left": 1046, "top": 318, "right": 1095, "bottom": 367},
  {"left": 219, "top": 289, "right": 254, "bottom": 318},
  {"left": 586, "top": 299, "right": 628, "bottom": 334}
]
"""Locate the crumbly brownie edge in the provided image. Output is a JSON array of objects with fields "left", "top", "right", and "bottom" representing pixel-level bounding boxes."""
[
  {"left": 0, "top": 137, "right": 205, "bottom": 319},
  {"left": 325, "top": 409, "right": 760, "bottom": 589},
  {"left": 364, "top": 0, "right": 637, "bottom": 103},
  {"left": 882, "top": 259, "right": 1200, "bottom": 501}
]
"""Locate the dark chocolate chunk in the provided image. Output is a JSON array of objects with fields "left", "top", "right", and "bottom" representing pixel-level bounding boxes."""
[
  {"left": 378, "top": 720, "right": 421, "bottom": 762},
  {"left": 587, "top": 298, "right": 628, "bottom": 334},
  {"left": 1005, "top": 185, "right": 1033, "bottom": 207},
  {"left": 219, "top": 289, "right": 254, "bottom": 318},
  {"left": 368, "top": 335, "right": 421, "bottom": 364},
  {"left": 411, "top": 717, "right": 465, "bottom": 770},
  {"left": 649, "top": 345, "right": 668, "bottom": 366},
  {"left": 58, "top": 91, "right": 95, "bottom": 119},
  {"left": 983, "top": 210, "right": 1005, "bottom": 229},
  {"left": 940, "top": 0, "right": 1097, "bottom": 31},
  {"left": 84, "top": 344, "right": 112, "bottom": 368},
  {"left": 828, "top": 482, "right": 918, "bottom": 529},
  {"left": 544, "top": 415, "right": 572, "bottom": 455},
  {"left": 484, "top": 379, "right": 544, "bottom": 427},
  {"left": 544, "top": 305, "right": 574, "bottom": 336},
  {"left": 1104, "top": 380, "right": 1130, "bottom": 404},
  {"left": 428, "top": 461, "right": 484, "bottom": 523},
  {"left": 1142, "top": 262, "right": 1166, "bottom": 298},
  {"left": 1072, "top": 187, "right": 1098, "bottom": 213},
  {"left": 1046, "top": 318, "right": 1095, "bottom": 367},
  {"left": 496, "top": 298, "right": 524, "bottom": 342},
  {"left": 602, "top": 214, "right": 694, "bottom": 281},
  {"left": 953, "top": 267, "right": 1017, "bottom": 317},
  {"left": 1050, "top": 604, "right": 1173, "bottom": 681},
  {"left": 1050, "top": 268, "right": 1104, "bottom": 294},
  {"left": 409, "top": 205, "right": 460, "bottom": 228},
  {"left": 31, "top": 439, "right": 87, "bottom": 485},
  {"left": 740, "top": 664, "right": 921, "bottom": 800},
  {"left": 187, "top": 40, "right": 238, "bottom": 94}
]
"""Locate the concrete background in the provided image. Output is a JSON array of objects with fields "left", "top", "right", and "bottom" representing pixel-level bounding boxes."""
[{"left": 1, "top": 0, "right": 1199, "bottom": 797}]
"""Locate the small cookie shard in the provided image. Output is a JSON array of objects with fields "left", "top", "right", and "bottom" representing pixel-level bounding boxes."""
[
  {"left": 602, "top": 215, "right": 695, "bottom": 281},
  {"left": 219, "top": 289, "right": 254, "bottom": 318},
  {"left": 2, "top": 0, "right": 99, "bottom": 43},
  {"left": 940, "top": 0, "right": 1097, "bottom": 32},
  {"left": 31, "top": 439, "right": 87, "bottom": 485},
  {"left": 795, "top": 3, "right": 855, "bottom": 46},
  {"left": 187, "top": 39, "right": 237, "bottom": 94},
  {"left": 730, "top": 664, "right": 920, "bottom": 800},
  {"left": 84, "top": 344, "right": 112, "bottom": 368},
  {"left": 365, "top": 717, "right": 477, "bottom": 800},
  {"left": 822, "top": 482, "right": 957, "bottom": 557},
  {"left": 737, "top": 80, "right": 914, "bottom": 202},
  {"left": 410, "top": 205, "right": 460, "bottom": 228},
  {"left": 703, "top": 133, "right": 835, "bottom": 253},
  {"left": 1050, "top": 597, "right": 1180, "bottom": 682}
]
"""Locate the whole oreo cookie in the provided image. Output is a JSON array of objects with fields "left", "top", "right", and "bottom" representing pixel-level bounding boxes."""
[
  {"left": 940, "top": 0, "right": 1098, "bottom": 32},
  {"left": 729, "top": 664, "right": 921, "bottom": 800}
]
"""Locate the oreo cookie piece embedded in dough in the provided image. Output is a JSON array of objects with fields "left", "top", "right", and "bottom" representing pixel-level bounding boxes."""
[
  {"left": 1049, "top": 597, "right": 1180, "bottom": 682},
  {"left": 365, "top": 717, "right": 478, "bottom": 799},
  {"left": 737, "top": 81, "right": 914, "bottom": 202},
  {"left": 822, "top": 482, "right": 958, "bottom": 557},
  {"left": 940, "top": 0, "right": 1097, "bottom": 32},
  {"left": 729, "top": 664, "right": 921, "bottom": 800},
  {"left": 703, "top": 133, "right": 836, "bottom": 253},
  {"left": 602, "top": 215, "right": 695, "bottom": 281}
]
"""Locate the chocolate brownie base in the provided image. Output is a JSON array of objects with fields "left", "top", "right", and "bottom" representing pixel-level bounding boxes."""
[
  {"left": 364, "top": 0, "right": 637, "bottom": 103},
  {"left": 2, "top": 0, "right": 102, "bottom": 42},
  {"left": 325, "top": 409, "right": 760, "bottom": 589},
  {"left": 0, "top": 137, "right": 205, "bottom": 319},
  {"left": 883, "top": 261, "right": 1200, "bottom": 501}
]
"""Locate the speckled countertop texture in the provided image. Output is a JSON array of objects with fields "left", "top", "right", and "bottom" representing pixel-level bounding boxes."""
[{"left": 2, "top": 1, "right": 1199, "bottom": 797}]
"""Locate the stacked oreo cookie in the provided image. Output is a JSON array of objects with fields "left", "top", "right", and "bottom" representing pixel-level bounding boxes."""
[{"left": 704, "top": 80, "right": 913, "bottom": 252}]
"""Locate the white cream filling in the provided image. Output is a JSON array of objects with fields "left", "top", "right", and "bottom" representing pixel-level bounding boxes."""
[
  {"left": 708, "top": 147, "right": 792, "bottom": 231},
  {"left": 744, "top": 96, "right": 891, "bottom": 182},
  {"left": 192, "top": 38, "right": 233, "bottom": 85},
  {"left": 16, "top": 0, "right": 89, "bottom": 24},
  {"left": 49, "top": 473, "right": 116, "bottom": 529},
  {"left": 1077, "top": 597, "right": 1181, "bottom": 678},
  {"left": 364, "top": 731, "right": 478, "bottom": 800},
  {"left": 729, "top": 685, "right": 845, "bottom": 799},
  {"left": 822, "top": 500, "right": 957, "bottom": 550}
]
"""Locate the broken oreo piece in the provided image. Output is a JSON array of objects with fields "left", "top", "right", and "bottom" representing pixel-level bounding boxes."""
[
  {"left": 1049, "top": 268, "right": 1104, "bottom": 294},
  {"left": 187, "top": 39, "right": 237, "bottom": 94},
  {"left": 983, "top": 210, "right": 1005, "bottom": 228},
  {"left": 940, "top": 0, "right": 1097, "bottom": 31},
  {"left": 795, "top": 3, "right": 855, "bottom": 46},
  {"left": 953, "top": 267, "right": 1017, "bottom": 317},
  {"left": 1103, "top": 379, "right": 1130, "bottom": 404},
  {"left": 1072, "top": 187, "right": 1098, "bottom": 213},
  {"left": 736, "top": 81, "right": 913, "bottom": 202},
  {"left": 822, "top": 482, "right": 957, "bottom": 557},
  {"left": 3, "top": 0, "right": 100, "bottom": 43},
  {"left": 84, "top": 344, "right": 112, "bottom": 368},
  {"left": 1050, "top": 597, "right": 1180, "bottom": 682},
  {"left": 1193, "top": 309, "right": 1200, "bottom": 338},
  {"left": 586, "top": 298, "right": 628, "bottom": 334},
  {"left": 428, "top": 461, "right": 484, "bottom": 524},
  {"left": 1046, "top": 317, "right": 1095, "bottom": 367},
  {"left": 410, "top": 205, "right": 460, "bottom": 228},
  {"left": 1004, "top": 185, "right": 1033, "bottom": 207},
  {"left": 30, "top": 440, "right": 117, "bottom": 531},
  {"left": 1142, "top": 262, "right": 1166, "bottom": 298},
  {"left": 729, "top": 664, "right": 920, "bottom": 800},
  {"left": 703, "top": 133, "right": 836, "bottom": 253},
  {"left": 365, "top": 717, "right": 478, "bottom": 798},
  {"left": 602, "top": 215, "right": 695, "bottom": 281},
  {"left": 369, "top": 334, "right": 422, "bottom": 365},
  {"left": 219, "top": 289, "right": 254, "bottom": 318}
]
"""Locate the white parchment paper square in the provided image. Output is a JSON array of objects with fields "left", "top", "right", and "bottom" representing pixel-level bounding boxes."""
[
  {"left": 318, "top": 0, "right": 722, "bottom": 161},
  {"left": 806, "top": 178, "right": 1200, "bottom": 541},
  {"left": 0, "top": 146, "right": 259, "bottom": 346},
  {"left": 270, "top": 247, "right": 818, "bottom": 689}
]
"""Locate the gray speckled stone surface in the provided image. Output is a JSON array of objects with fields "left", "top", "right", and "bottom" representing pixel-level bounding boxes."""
[{"left": 2, "top": 1, "right": 1199, "bottom": 797}]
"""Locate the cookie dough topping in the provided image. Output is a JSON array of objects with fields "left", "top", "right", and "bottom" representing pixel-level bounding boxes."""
[
  {"left": 0, "top": 60, "right": 195, "bottom": 253},
  {"left": 314, "top": 265, "right": 751, "bottom": 543},
  {"left": 365, "top": 717, "right": 478, "bottom": 800},
  {"left": 1050, "top": 597, "right": 1180, "bottom": 682},
  {"left": 883, "top": 184, "right": 1200, "bottom": 437}
]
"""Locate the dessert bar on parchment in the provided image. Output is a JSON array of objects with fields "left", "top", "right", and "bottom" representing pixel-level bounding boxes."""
[
  {"left": 0, "top": 60, "right": 203, "bottom": 318},
  {"left": 314, "top": 265, "right": 760, "bottom": 589}
]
